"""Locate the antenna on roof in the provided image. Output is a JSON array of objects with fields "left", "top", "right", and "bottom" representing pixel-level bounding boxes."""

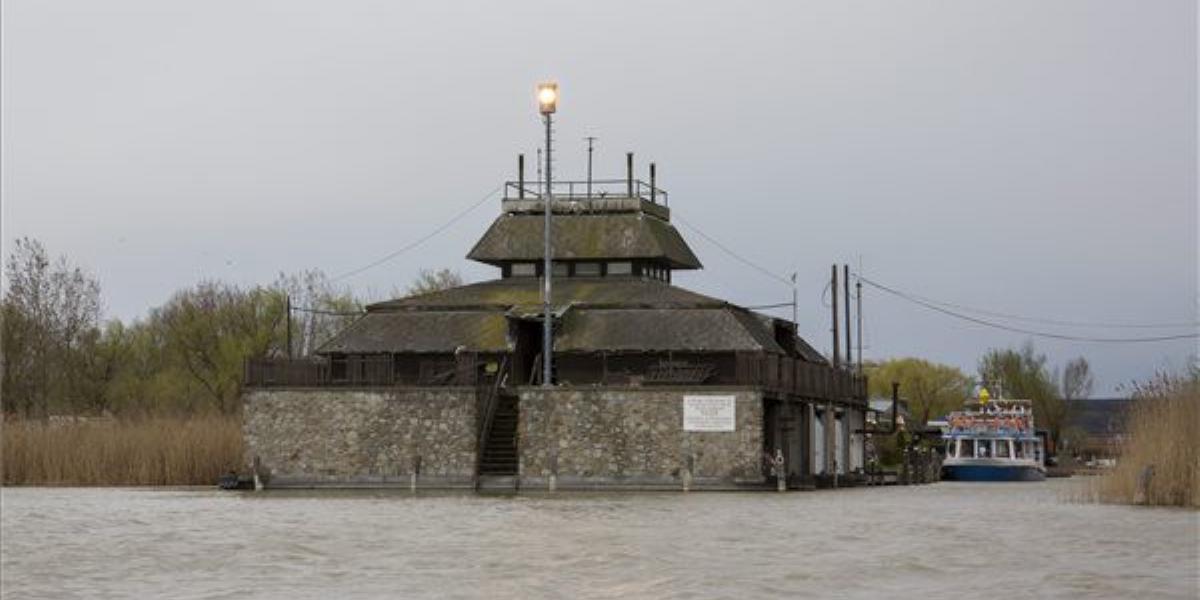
[{"left": 584, "top": 136, "right": 597, "bottom": 198}]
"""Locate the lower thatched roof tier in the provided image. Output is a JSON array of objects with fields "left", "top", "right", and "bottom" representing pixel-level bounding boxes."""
[
  {"left": 319, "top": 278, "right": 828, "bottom": 361},
  {"left": 367, "top": 277, "right": 725, "bottom": 311},
  {"left": 319, "top": 311, "right": 509, "bottom": 354}
]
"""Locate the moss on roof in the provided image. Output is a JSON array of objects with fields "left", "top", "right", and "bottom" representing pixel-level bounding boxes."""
[
  {"left": 317, "top": 311, "right": 510, "bottom": 354},
  {"left": 368, "top": 277, "right": 726, "bottom": 311},
  {"left": 466, "top": 212, "right": 702, "bottom": 269}
]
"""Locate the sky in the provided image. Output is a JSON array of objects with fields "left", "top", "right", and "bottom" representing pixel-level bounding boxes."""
[{"left": 2, "top": 0, "right": 1196, "bottom": 394}]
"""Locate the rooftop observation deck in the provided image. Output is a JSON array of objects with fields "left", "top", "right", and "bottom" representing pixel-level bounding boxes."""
[{"left": 502, "top": 179, "right": 670, "bottom": 220}]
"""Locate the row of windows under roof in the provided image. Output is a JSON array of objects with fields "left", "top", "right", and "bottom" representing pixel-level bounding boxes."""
[{"left": 503, "top": 260, "right": 671, "bottom": 282}]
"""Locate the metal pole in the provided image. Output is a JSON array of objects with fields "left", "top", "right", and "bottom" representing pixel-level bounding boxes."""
[
  {"left": 585, "top": 136, "right": 596, "bottom": 198},
  {"left": 286, "top": 294, "right": 292, "bottom": 359},
  {"left": 844, "top": 264, "right": 852, "bottom": 370},
  {"left": 542, "top": 112, "right": 554, "bottom": 387},
  {"left": 856, "top": 279, "right": 863, "bottom": 373},
  {"left": 518, "top": 154, "right": 525, "bottom": 199},
  {"left": 791, "top": 272, "right": 798, "bottom": 330},
  {"left": 649, "top": 162, "right": 657, "bottom": 203},
  {"left": 626, "top": 152, "right": 634, "bottom": 198},
  {"left": 831, "top": 265, "right": 840, "bottom": 368}
]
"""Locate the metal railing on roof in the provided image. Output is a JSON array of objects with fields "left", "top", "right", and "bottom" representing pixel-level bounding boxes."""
[{"left": 503, "top": 179, "right": 668, "bottom": 206}]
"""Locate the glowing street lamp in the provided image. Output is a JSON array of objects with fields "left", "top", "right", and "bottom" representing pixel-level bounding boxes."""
[
  {"left": 537, "top": 82, "right": 558, "bottom": 114},
  {"left": 538, "top": 81, "right": 557, "bottom": 387}
]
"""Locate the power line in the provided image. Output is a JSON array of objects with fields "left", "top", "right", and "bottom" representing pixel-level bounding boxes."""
[
  {"left": 672, "top": 212, "right": 792, "bottom": 287},
  {"left": 291, "top": 305, "right": 364, "bottom": 317},
  {"left": 329, "top": 185, "right": 502, "bottom": 283},
  {"left": 745, "top": 301, "right": 792, "bottom": 310},
  {"left": 863, "top": 279, "right": 1198, "bottom": 330},
  {"left": 857, "top": 275, "right": 1200, "bottom": 344}
]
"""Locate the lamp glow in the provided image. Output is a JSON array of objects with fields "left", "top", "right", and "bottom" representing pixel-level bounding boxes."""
[{"left": 537, "top": 82, "right": 558, "bottom": 114}]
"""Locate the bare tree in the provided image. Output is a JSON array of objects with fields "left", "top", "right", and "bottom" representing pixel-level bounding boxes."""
[
  {"left": 1, "top": 238, "right": 102, "bottom": 417},
  {"left": 404, "top": 268, "right": 463, "bottom": 297},
  {"left": 272, "top": 270, "right": 362, "bottom": 357}
]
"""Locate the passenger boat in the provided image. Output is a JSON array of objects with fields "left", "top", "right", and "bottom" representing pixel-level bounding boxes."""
[{"left": 941, "top": 389, "right": 1046, "bottom": 482}]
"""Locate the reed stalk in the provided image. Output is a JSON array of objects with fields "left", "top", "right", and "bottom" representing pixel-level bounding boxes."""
[
  {"left": 1, "top": 415, "right": 243, "bottom": 486},
  {"left": 1086, "top": 378, "right": 1198, "bottom": 508}
]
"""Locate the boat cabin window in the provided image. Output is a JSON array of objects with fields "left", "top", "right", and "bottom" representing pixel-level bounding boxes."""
[
  {"left": 995, "top": 439, "right": 1011, "bottom": 459},
  {"left": 1014, "top": 441, "right": 1025, "bottom": 459},
  {"left": 945, "top": 440, "right": 956, "bottom": 457},
  {"left": 976, "top": 440, "right": 991, "bottom": 458},
  {"left": 959, "top": 439, "right": 974, "bottom": 458}
]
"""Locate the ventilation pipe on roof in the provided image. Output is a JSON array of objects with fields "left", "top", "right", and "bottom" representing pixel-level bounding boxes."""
[
  {"left": 626, "top": 152, "right": 634, "bottom": 198},
  {"left": 518, "top": 154, "right": 525, "bottom": 199}
]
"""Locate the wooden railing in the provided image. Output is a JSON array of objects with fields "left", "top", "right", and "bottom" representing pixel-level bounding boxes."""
[
  {"left": 246, "top": 352, "right": 866, "bottom": 404},
  {"left": 244, "top": 355, "right": 480, "bottom": 388},
  {"left": 734, "top": 353, "right": 868, "bottom": 404}
]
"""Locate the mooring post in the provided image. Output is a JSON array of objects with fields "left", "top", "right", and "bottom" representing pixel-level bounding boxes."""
[
  {"left": 774, "top": 448, "right": 787, "bottom": 492},
  {"left": 410, "top": 455, "right": 421, "bottom": 493},
  {"left": 1136, "top": 465, "right": 1155, "bottom": 505},
  {"left": 683, "top": 454, "right": 695, "bottom": 492},
  {"left": 252, "top": 456, "right": 263, "bottom": 492}
]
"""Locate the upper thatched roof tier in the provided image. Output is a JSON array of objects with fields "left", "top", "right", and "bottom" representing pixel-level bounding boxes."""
[{"left": 466, "top": 212, "right": 702, "bottom": 269}]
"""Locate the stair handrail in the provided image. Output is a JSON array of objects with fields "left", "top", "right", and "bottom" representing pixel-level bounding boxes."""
[{"left": 474, "top": 356, "right": 509, "bottom": 489}]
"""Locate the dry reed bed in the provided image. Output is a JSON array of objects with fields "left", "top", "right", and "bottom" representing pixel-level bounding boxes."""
[
  {"left": 1, "top": 416, "right": 243, "bottom": 486},
  {"left": 1087, "top": 382, "right": 1198, "bottom": 508}
]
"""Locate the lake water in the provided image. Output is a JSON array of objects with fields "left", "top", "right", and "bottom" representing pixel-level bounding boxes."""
[{"left": 2, "top": 480, "right": 1196, "bottom": 599}]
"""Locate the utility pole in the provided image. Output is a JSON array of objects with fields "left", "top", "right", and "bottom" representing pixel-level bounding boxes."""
[
  {"left": 856, "top": 278, "right": 863, "bottom": 374},
  {"left": 844, "top": 264, "right": 852, "bottom": 370},
  {"left": 831, "top": 265, "right": 840, "bottom": 368},
  {"left": 584, "top": 136, "right": 597, "bottom": 198}
]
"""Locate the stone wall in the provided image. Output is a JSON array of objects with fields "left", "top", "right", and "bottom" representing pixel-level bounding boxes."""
[
  {"left": 518, "top": 387, "right": 764, "bottom": 489},
  {"left": 243, "top": 387, "right": 478, "bottom": 487}
]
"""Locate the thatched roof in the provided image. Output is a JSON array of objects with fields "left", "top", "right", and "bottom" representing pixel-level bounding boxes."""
[
  {"left": 368, "top": 277, "right": 723, "bottom": 311},
  {"left": 317, "top": 278, "right": 830, "bottom": 356},
  {"left": 466, "top": 212, "right": 702, "bottom": 269}
]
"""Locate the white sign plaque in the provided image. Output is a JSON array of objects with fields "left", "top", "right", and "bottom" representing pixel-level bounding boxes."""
[{"left": 683, "top": 395, "right": 736, "bottom": 432}]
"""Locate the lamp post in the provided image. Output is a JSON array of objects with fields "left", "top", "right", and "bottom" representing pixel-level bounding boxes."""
[{"left": 537, "top": 82, "right": 557, "bottom": 387}]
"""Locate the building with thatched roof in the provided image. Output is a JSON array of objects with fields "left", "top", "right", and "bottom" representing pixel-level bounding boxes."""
[{"left": 243, "top": 165, "right": 868, "bottom": 490}]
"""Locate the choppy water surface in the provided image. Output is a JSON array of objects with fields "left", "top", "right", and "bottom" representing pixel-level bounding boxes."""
[{"left": 2, "top": 480, "right": 1197, "bottom": 599}]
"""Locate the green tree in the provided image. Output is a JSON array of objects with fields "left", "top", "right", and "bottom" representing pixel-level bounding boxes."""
[
  {"left": 978, "top": 342, "right": 1072, "bottom": 449},
  {"left": 155, "top": 281, "right": 286, "bottom": 414},
  {"left": 865, "top": 357, "right": 974, "bottom": 424}
]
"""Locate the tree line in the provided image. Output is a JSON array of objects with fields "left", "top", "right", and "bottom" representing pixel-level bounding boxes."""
[
  {"left": 865, "top": 344, "right": 1093, "bottom": 452},
  {"left": 0, "top": 237, "right": 463, "bottom": 418}
]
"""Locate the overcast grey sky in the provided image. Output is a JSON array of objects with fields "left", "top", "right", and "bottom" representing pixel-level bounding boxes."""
[{"left": 3, "top": 0, "right": 1196, "bottom": 394}]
